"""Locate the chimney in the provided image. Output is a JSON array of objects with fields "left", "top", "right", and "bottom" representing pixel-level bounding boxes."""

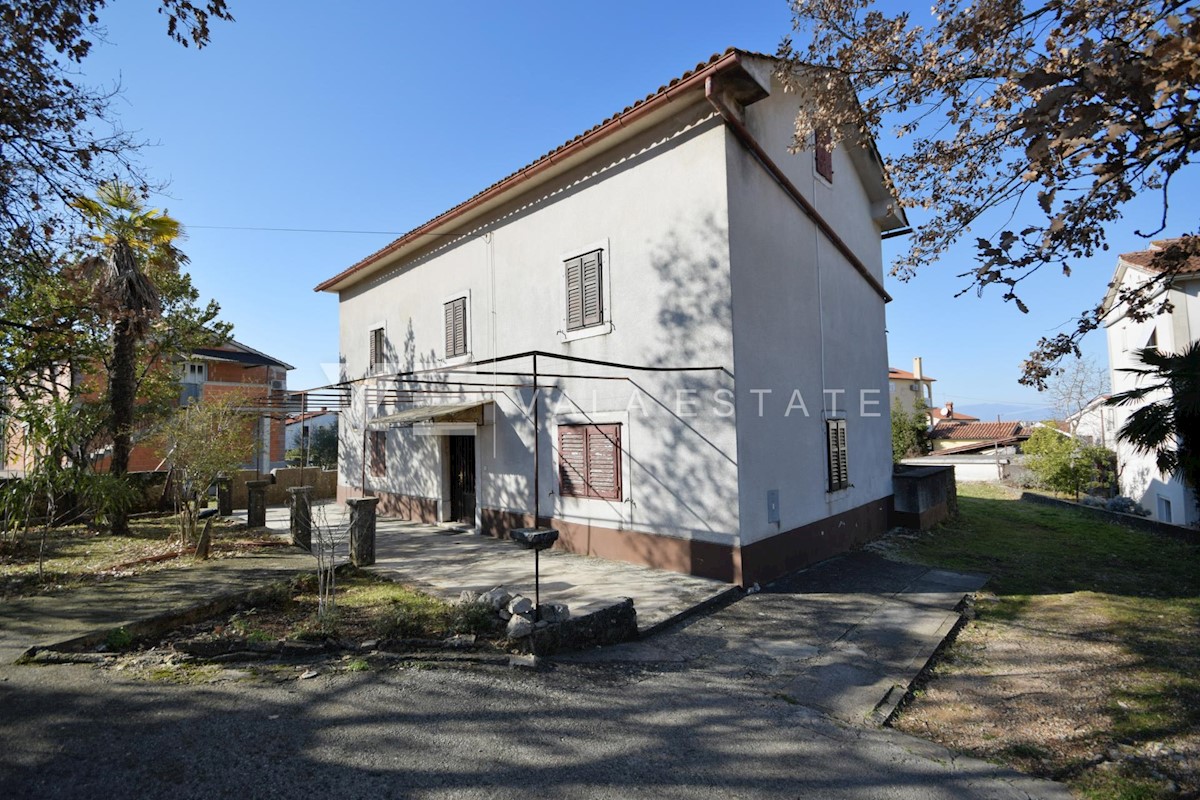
[
  {"left": 913, "top": 357, "right": 923, "bottom": 381},
  {"left": 946, "top": 401, "right": 954, "bottom": 419}
]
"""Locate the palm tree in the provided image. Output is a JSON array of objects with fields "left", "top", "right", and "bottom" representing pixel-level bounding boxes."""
[
  {"left": 1107, "top": 342, "right": 1200, "bottom": 518},
  {"left": 74, "top": 183, "right": 186, "bottom": 535}
]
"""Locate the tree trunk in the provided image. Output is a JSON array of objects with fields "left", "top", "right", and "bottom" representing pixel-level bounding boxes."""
[{"left": 109, "top": 314, "right": 136, "bottom": 536}]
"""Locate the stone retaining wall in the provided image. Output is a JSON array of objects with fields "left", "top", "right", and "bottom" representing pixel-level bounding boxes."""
[{"left": 1019, "top": 492, "right": 1200, "bottom": 544}]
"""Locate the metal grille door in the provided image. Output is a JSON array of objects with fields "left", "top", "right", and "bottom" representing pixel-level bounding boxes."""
[{"left": 449, "top": 436, "right": 476, "bottom": 525}]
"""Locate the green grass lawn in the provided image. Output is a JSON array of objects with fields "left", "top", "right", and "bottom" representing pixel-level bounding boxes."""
[{"left": 893, "top": 483, "right": 1200, "bottom": 799}]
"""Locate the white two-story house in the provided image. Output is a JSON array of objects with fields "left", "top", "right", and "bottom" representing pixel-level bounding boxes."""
[
  {"left": 315, "top": 49, "right": 908, "bottom": 586},
  {"left": 1103, "top": 239, "right": 1200, "bottom": 524}
]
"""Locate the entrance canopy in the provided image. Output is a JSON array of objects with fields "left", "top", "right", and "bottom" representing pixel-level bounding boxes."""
[{"left": 368, "top": 400, "right": 491, "bottom": 432}]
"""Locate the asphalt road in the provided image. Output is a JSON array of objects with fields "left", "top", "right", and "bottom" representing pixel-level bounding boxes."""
[
  {"left": 0, "top": 660, "right": 1065, "bottom": 800},
  {"left": 0, "top": 582, "right": 1071, "bottom": 800}
]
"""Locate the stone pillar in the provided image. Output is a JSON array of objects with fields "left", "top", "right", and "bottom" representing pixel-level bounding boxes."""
[
  {"left": 246, "top": 480, "right": 270, "bottom": 528},
  {"left": 346, "top": 496, "right": 379, "bottom": 567},
  {"left": 288, "top": 486, "right": 314, "bottom": 551},
  {"left": 216, "top": 476, "right": 233, "bottom": 517}
]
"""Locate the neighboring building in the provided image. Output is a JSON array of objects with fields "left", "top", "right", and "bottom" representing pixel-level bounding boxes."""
[
  {"left": 315, "top": 49, "right": 908, "bottom": 586},
  {"left": 929, "top": 421, "right": 1027, "bottom": 453},
  {"left": 2, "top": 339, "right": 293, "bottom": 476},
  {"left": 888, "top": 358, "right": 935, "bottom": 412},
  {"left": 1102, "top": 239, "right": 1200, "bottom": 524},
  {"left": 1065, "top": 393, "right": 1116, "bottom": 448},
  {"left": 286, "top": 408, "right": 338, "bottom": 451},
  {"left": 928, "top": 401, "right": 979, "bottom": 427}
]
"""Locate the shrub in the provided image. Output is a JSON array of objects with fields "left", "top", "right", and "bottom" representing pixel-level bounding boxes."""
[{"left": 1105, "top": 496, "right": 1151, "bottom": 517}]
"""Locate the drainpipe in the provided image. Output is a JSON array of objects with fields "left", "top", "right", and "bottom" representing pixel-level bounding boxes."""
[{"left": 704, "top": 77, "right": 892, "bottom": 304}]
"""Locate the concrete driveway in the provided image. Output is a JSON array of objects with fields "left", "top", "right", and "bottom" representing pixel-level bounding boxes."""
[{"left": 246, "top": 502, "right": 736, "bottom": 632}]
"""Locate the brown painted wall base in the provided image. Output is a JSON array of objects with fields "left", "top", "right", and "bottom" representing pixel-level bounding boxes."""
[
  {"left": 479, "top": 496, "right": 892, "bottom": 587},
  {"left": 342, "top": 481, "right": 892, "bottom": 587},
  {"left": 739, "top": 498, "right": 892, "bottom": 586}
]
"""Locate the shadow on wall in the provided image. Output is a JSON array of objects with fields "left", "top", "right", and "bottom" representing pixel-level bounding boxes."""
[{"left": 340, "top": 319, "right": 455, "bottom": 500}]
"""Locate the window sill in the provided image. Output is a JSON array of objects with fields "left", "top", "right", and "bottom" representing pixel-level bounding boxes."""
[
  {"left": 441, "top": 353, "right": 473, "bottom": 368},
  {"left": 560, "top": 322, "right": 613, "bottom": 343}
]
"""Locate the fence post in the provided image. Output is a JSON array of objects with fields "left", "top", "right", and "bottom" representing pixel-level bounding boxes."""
[
  {"left": 215, "top": 475, "right": 233, "bottom": 517},
  {"left": 245, "top": 480, "right": 270, "bottom": 528},
  {"left": 346, "top": 496, "right": 379, "bottom": 566},
  {"left": 287, "top": 486, "right": 314, "bottom": 551}
]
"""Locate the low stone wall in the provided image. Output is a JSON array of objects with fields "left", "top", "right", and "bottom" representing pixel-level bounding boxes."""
[
  {"left": 1019, "top": 492, "right": 1200, "bottom": 544},
  {"left": 891, "top": 464, "right": 958, "bottom": 530},
  {"left": 230, "top": 467, "right": 337, "bottom": 509},
  {"left": 513, "top": 598, "right": 638, "bottom": 656}
]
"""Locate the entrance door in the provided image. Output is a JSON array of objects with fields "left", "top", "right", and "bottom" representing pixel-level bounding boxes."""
[{"left": 448, "top": 435, "right": 476, "bottom": 525}]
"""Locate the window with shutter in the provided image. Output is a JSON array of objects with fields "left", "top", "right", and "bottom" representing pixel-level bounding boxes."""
[
  {"left": 826, "top": 419, "right": 848, "bottom": 491},
  {"left": 444, "top": 297, "right": 467, "bottom": 358},
  {"left": 565, "top": 250, "right": 604, "bottom": 331},
  {"left": 814, "top": 127, "right": 833, "bottom": 182},
  {"left": 369, "top": 430, "right": 387, "bottom": 477},
  {"left": 558, "top": 423, "right": 621, "bottom": 500},
  {"left": 369, "top": 328, "right": 385, "bottom": 373}
]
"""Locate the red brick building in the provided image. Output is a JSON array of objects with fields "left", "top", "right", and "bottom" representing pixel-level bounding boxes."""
[{"left": 2, "top": 340, "right": 293, "bottom": 476}]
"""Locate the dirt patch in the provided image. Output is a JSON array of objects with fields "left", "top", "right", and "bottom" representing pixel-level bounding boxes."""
[
  {"left": 894, "top": 593, "right": 1199, "bottom": 798},
  {"left": 0, "top": 517, "right": 287, "bottom": 598}
]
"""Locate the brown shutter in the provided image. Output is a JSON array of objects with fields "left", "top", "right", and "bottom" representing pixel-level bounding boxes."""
[
  {"left": 370, "top": 431, "right": 387, "bottom": 476},
  {"left": 369, "top": 328, "right": 383, "bottom": 372},
  {"left": 815, "top": 127, "right": 833, "bottom": 182},
  {"left": 827, "top": 419, "right": 848, "bottom": 491},
  {"left": 558, "top": 425, "right": 587, "bottom": 497},
  {"left": 454, "top": 297, "right": 466, "bottom": 355},
  {"left": 565, "top": 256, "right": 584, "bottom": 330},
  {"left": 586, "top": 424, "right": 621, "bottom": 500},
  {"left": 444, "top": 298, "right": 467, "bottom": 357},
  {"left": 581, "top": 250, "right": 603, "bottom": 327}
]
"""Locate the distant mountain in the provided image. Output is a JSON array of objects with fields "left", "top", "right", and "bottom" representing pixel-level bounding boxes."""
[{"left": 952, "top": 403, "right": 1056, "bottom": 425}]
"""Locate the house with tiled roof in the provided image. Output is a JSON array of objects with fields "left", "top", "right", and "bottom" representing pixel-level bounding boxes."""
[
  {"left": 1102, "top": 237, "right": 1200, "bottom": 524},
  {"left": 888, "top": 358, "right": 935, "bottom": 413},
  {"left": 929, "top": 421, "right": 1028, "bottom": 453},
  {"left": 2, "top": 338, "right": 293, "bottom": 477},
  {"left": 314, "top": 49, "right": 908, "bottom": 587}
]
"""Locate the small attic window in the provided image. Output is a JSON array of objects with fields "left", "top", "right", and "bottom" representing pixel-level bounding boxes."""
[
  {"left": 814, "top": 127, "right": 833, "bottom": 182},
  {"left": 1146, "top": 328, "right": 1158, "bottom": 348}
]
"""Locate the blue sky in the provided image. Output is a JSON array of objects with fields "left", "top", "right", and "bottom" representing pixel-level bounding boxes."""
[{"left": 77, "top": 0, "right": 1188, "bottom": 420}]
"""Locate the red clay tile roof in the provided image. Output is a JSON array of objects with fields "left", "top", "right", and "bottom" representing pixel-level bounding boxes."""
[
  {"left": 930, "top": 421, "right": 1024, "bottom": 441},
  {"left": 1119, "top": 238, "right": 1200, "bottom": 275},
  {"left": 929, "top": 407, "right": 979, "bottom": 422},
  {"left": 889, "top": 368, "right": 936, "bottom": 382},
  {"left": 316, "top": 48, "right": 770, "bottom": 293}
]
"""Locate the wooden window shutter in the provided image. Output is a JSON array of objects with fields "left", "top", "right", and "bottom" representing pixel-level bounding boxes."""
[
  {"left": 565, "top": 256, "right": 584, "bottom": 330},
  {"left": 558, "top": 423, "right": 621, "bottom": 499},
  {"left": 815, "top": 127, "right": 833, "bottom": 182},
  {"left": 586, "top": 424, "right": 621, "bottom": 500},
  {"left": 581, "top": 250, "right": 603, "bottom": 327},
  {"left": 827, "top": 419, "right": 848, "bottom": 491},
  {"left": 370, "top": 430, "right": 386, "bottom": 476},
  {"left": 369, "top": 328, "right": 383, "bottom": 372},
  {"left": 444, "top": 298, "right": 467, "bottom": 357},
  {"left": 558, "top": 425, "right": 587, "bottom": 497}
]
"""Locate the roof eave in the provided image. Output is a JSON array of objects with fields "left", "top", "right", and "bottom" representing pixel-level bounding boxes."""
[{"left": 314, "top": 51, "right": 762, "bottom": 295}]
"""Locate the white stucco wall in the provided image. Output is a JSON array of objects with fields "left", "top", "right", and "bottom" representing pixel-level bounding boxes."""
[
  {"left": 336, "top": 101, "right": 741, "bottom": 546},
  {"left": 725, "top": 76, "right": 893, "bottom": 547},
  {"left": 1106, "top": 271, "right": 1198, "bottom": 524}
]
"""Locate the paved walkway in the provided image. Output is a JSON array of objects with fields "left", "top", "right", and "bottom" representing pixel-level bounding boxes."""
[
  {"left": 560, "top": 552, "right": 988, "bottom": 726},
  {"left": 241, "top": 502, "right": 737, "bottom": 632}
]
